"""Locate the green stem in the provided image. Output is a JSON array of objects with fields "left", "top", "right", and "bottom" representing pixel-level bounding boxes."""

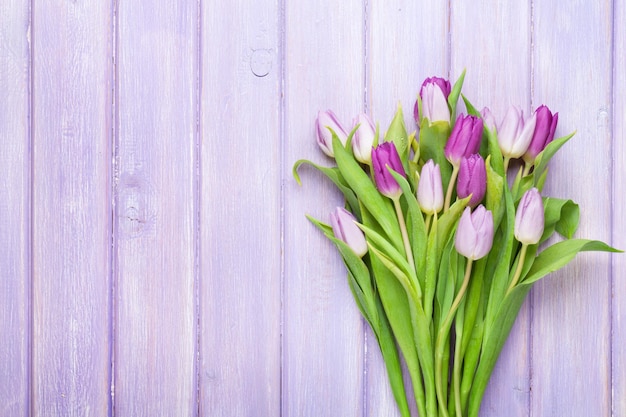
[
  {"left": 453, "top": 325, "right": 463, "bottom": 417},
  {"left": 393, "top": 197, "right": 416, "bottom": 272},
  {"left": 425, "top": 213, "right": 433, "bottom": 234},
  {"left": 435, "top": 258, "right": 474, "bottom": 417},
  {"left": 444, "top": 164, "right": 460, "bottom": 213},
  {"left": 506, "top": 243, "right": 528, "bottom": 295},
  {"left": 522, "top": 162, "right": 532, "bottom": 177},
  {"left": 503, "top": 157, "right": 511, "bottom": 173}
]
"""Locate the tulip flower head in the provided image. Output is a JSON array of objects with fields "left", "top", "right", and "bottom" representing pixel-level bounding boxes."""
[
  {"left": 523, "top": 105, "right": 559, "bottom": 164},
  {"left": 481, "top": 107, "right": 497, "bottom": 132},
  {"left": 497, "top": 105, "right": 537, "bottom": 158},
  {"left": 457, "top": 154, "right": 487, "bottom": 208},
  {"left": 455, "top": 205, "right": 494, "bottom": 260},
  {"left": 514, "top": 187, "right": 545, "bottom": 245},
  {"left": 417, "top": 160, "right": 444, "bottom": 215},
  {"left": 371, "top": 142, "right": 405, "bottom": 199},
  {"left": 330, "top": 207, "right": 368, "bottom": 258},
  {"left": 444, "top": 114, "right": 484, "bottom": 166},
  {"left": 316, "top": 110, "right": 348, "bottom": 157},
  {"left": 419, "top": 77, "right": 451, "bottom": 124},
  {"left": 352, "top": 113, "right": 377, "bottom": 164}
]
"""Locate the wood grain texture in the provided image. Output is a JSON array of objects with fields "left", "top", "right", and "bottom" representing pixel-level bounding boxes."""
[
  {"left": 0, "top": 1, "right": 30, "bottom": 415},
  {"left": 283, "top": 1, "right": 366, "bottom": 415},
  {"left": 366, "top": 2, "right": 448, "bottom": 415},
  {"left": 198, "top": 1, "right": 281, "bottom": 416},
  {"left": 531, "top": 1, "right": 613, "bottom": 415},
  {"left": 113, "top": 1, "right": 198, "bottom": 414},
  {"left": 31, "top": 1, "right": 113, "bottom": 415},
  {"left": 612, "top": 0, "right": 625, "bottom": 414},
  {"left": 450, "top": 2, "right": 532, "bottom": 416}
]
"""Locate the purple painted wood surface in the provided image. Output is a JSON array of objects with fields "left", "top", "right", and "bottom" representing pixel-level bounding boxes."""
[{"left": 0, "top": 1, "right": 623, "bottom": 416}]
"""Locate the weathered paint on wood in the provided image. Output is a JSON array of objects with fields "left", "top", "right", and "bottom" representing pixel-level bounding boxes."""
[
  {"left": 114, "top": 0, "right": 198, "bottom": 414},
  {"left": 531, "top": 1, "right": 613, "bottom": 415},
  {"left": 0, "top": 1, "right": 623, "bottom": 416},
  {"left": 199, "top": 0, "right": 281, "bottom": 415},
  {"left": 283, "top": 1, "right": 366, "bottom": 416},
  {"left": 0, "top": 1, "right": 29, "bottom": 415},
  {"left": 31, "top": 0, "right": 113, "bottom": 415}
]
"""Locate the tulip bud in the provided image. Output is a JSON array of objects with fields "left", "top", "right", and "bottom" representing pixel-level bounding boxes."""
[
  {"left": 514, "top": 187, "right": 544, "bottom": 245},
  {"left": 352, "top": 113, "right": 377, "bottom": 164},
  {"left": 371, "top": 142, "right": 405, "bottom": 199},
  {"left": 444, "top": 114, "right": 484, "bottom": 166},
  {"left": 417, "top": 160, "right": 444, "bottom": 215},
  {"left": 457, "top": 154, "right": 487, "bottom": 208},
  {"left": 330, "top": 207, "right": 368, "bottom": 258},
  {"left": 316, "top": 110, "right": 348, "bottom": 157},
  {"left": 523, "top": 105, "right": 559, "bottom": 164},
  {"left": 418, "top": 77, "right": 451, "bottom": 124},
  {"left": 497, "top": 105, "right": 537, "bottom": 158},
  {"left": 481, "top": 107, "right": 497, "bottom": 132},
  {"left": 455, "top": 205, "right": 494, "bottom": 260}
]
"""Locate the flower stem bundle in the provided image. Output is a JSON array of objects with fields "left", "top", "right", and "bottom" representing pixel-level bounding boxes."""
[{"left": 293, "top": 71, "right": 620, "bottom": 417}]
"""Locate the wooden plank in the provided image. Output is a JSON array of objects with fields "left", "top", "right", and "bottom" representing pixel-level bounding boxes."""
[
  {"left": 31, "top": 1, "right": 113, "bottom": 415},
  {"left": 612, "top": 0, "right": 625, "bottom": 414},
  {"left": 531, "top": 1, "right": 613, "bottom": 415},
  {"left": 283, "top": 1, "right": 365, "bottom": 415},
  {"left": 198, "top": 1, "right": 281, "bottom": 416},
  {"left": 0, "top": 1, "right": 30, "bottom": 415},
  {"left": 450, "top": 2, "right": 532, "bottom": 416},
  {"left": 113, "top": 1, "right": 198, "bottom": 414},
  {"left": 366, "top": 2, "right": 448, "bottom": 415}
]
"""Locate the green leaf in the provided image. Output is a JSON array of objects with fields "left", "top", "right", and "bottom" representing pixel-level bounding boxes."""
[
  {"left": 293, "top": 159, "right": 361, "bottom": 219},
  {"left": 437, "top": 196, "right": 471, "bottom": 254},
  {"left": 461, "top": 94, "right": 481, "bottom": 117},
  {"left": 385, "top": 103, "right": 410, "bottom": 165},
  {"left": 363, "top": 203, "right": 427, "bottom": 416},
  {"left": 448, "top": 69, "right": 467, "bottom": 126},
  {"left": 541, "top": 197, "right": 579, "bottom": 243},
  {"left": 419, "top": 118, "right": 453, "bottom": 189},
  {"left": 467, "top": 284, "right": 531, "bottom": 417},
  {"left": 485, "top": 124, "right": 504, "bottom": 177},
  {"left": 523, "top": 239, "right": 621, "bottom": 285},
  {"left": 485, "top": 155, "right": 505, "bottom": 229},
  {"left": 389, "top": 170, "right": 428, "bottom": 276},
  {"left": 533, "top": 131, "right": 576, "bottom": 184},
  {"left": 332, "top": 134, "right": 403, "bottom": 250}
]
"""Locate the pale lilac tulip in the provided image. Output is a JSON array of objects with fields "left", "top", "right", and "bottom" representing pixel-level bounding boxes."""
[
  {"left": 457, "top": 154, "right": 487, "bottom": 208},
  {"left": 371, "top": 142, "right": 405, "bottom": 199},
  {"left": 417, "top": 160, "right": 444, "bottom": 215},
  {"left": 523, "top": 105, "right": 559, "bottom": 164},
  {"left": 497, "top": 105, "right": 537, "bottom": 158},
  {"left": 481, "top": 107, "right": 497, "bottom": 132},
  {"left": 514, "top": 188, "right": 544, "bottom": 245},
  {"left": 316, "top": 110, "right": 348, "bottom": 157},
  {"left": 419, "top": 77, "right": 451, "bottom": 124},
  {"left": 352, "top": 113, "right": 376, "bottom": 164},
  {"left": 330, "top": 207, "right": 368, "bottom": 257},
  {"left": 444, "top": 114, "right": 484, "bottom": 166},
  {"left": 455, "top": 205, "right": 494, "bottom": 260}
]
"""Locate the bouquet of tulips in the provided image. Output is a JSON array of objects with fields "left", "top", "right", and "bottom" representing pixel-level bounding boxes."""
[{"left": 293, "top": 71, "right": 619, "bottom": 417}]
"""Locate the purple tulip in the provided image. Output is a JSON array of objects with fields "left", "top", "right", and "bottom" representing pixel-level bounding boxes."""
[
  {"left": 455, "top": 205, "right": 494, "bottom": 260},
  {"left": 497, "top": 105, "right": 537, "bottom": 158},
  {"left": 514, "top": 188, "right": 544, "bottom": 245},
  {"left": 330, "top": 207, "right": 368, "bottom": 257},
  {"left": 457, "top": 154, "right": 487, "bottom": 208},
  {"left": 444, "top": 114, "right": 484, "bottom": 166},
  {"left": 418, "top": 77, "right": 451, "bottom": 123},
  {"left": 417, "top": 160, "right": 444, "bottom": 215},
  {"left": 481, "top": 107, "right": 497, "bottom": 132},
  {"left": 523, "top": 105, "right": 559, "bottom": 164},
  {"left": 371, "top": 142, "right": 405, "bottom": 199},
  {"left": 316, "top": 110, "right": 348, "bottom": 157},
  {"left": 352, "top": 113, "right": 377, "bottom": 164}
]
